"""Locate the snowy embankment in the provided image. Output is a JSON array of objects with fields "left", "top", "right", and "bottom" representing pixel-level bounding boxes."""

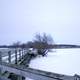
[{"left": 29, "top": 48, "right": 80, "bottom": 76}]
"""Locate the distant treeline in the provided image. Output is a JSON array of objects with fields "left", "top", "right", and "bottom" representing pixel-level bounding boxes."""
[
  {"left": 0, "top": 44, "right": 80, "bottom": 49},
  {"left": 0, "top": 33, "right": 80, "bottom": 49}
]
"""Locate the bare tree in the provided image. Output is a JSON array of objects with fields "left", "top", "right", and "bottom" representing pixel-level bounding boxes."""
[{"left": 33, "top": 33, "right": 54, "bottom": 56}]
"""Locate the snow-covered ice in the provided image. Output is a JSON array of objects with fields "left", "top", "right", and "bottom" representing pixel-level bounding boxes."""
[{"left": 29, "top": 48, "right": 80, "bottom": 76}]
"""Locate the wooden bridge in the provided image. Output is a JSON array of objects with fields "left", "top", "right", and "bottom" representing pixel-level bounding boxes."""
[{"left": 0, "top": 47, "right": 80, "bottom": 80}]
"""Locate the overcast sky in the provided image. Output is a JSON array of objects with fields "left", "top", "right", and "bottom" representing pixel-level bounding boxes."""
[{"left": 0, "top": 0, "right": 80, "bottom": 45}]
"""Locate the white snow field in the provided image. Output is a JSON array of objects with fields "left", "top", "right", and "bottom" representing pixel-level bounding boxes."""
[{"left": 29, "top": 48, "right": 80, "bottom": 76}]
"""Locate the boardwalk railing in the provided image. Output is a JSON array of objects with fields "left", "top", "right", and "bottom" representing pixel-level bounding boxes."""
[{"left": 0, "top": 48, "right": 27, "bottom": 64}]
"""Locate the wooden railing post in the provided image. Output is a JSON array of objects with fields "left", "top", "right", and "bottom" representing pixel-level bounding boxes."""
[
  {"left": 17, "top": 76, "right": 25, "bottom": 80},
  {"left": 24, "top": 49, "right": 26, "bottom": 55},
  {"left": 19, "top": 49, "right": 21, "bottom": 61},
  {"left": 22, "top": 49, "right": 24, "bottom": 59},
  {"left": 74, "top": 74, "right": 80, "bottom": 80},
  {"left": 8, "top": 51, "right": 11, "bottom": 63},
  {"left": 0, "top": 51, "right": 2, "bottom": 74},
  {"left": 0, "top": 51, "right": 2, "bottom": 62},
  {"left": 15, "top": 50, "right": 17, "bottom": 64}
]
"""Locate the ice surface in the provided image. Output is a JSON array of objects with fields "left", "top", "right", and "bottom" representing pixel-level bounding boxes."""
[{"left": 29, "top": 48, "right": 80, "bottom": 76}]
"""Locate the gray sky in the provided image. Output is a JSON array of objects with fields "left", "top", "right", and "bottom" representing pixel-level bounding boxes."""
[{"left": 0, "top": 0, "right": 80, "bottom": 45}]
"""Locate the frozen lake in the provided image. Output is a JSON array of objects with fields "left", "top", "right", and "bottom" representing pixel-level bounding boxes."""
[{"left": 29, "top": 48, "right": 80, "bottom": 76}]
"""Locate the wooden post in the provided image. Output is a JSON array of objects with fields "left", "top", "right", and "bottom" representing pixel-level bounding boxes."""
[
  {"left": 21, "top": 49, "right": 24, "bottom": 59},
  {"left": 8, "top": 51, "right": 11, "bottom": 63},
  {"left": 24, "top": 49, "right": 26, "bottom": 55},
  {"left": 0, "top": 51, "right": 2, "bottom": 62},
  {"left": 17, "top": 76, "right": 25, "bottom": 80},
  {"left": 74, "top": 74, "right": 80, "bottom": 80},
  {"left": 19, "top": 49, "right": 21, "bottom": 61},
  {"left": 22, "top": 76, "right": 25, "bottom": 80},
  {"left": 15, "top": 50, "right": 17, "bottom": 64},
  {"left": 0, "top": 51, "right": 2, "bottom": 74}
]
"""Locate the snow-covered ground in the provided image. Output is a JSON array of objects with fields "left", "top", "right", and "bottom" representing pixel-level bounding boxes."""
[{"left": 29, "top": 48, "right": 80, "bottom": 76}]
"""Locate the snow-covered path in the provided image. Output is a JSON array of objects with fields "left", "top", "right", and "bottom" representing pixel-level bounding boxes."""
[{"left": 29, "top": 48, "right": 80, "bottom": 76}]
